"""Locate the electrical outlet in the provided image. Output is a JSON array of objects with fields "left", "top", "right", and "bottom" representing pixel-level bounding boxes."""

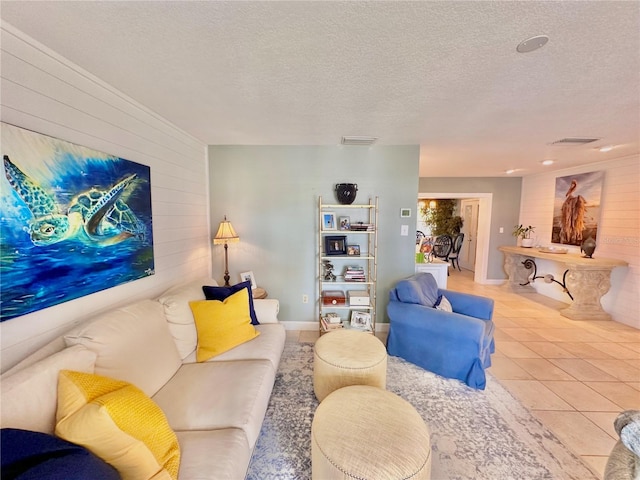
[
  {"left": 302, "top": 294, "right": 309, "bottom": 304},
  {"left": 401, "top": 224, "right": 409, "bottom": 236}
]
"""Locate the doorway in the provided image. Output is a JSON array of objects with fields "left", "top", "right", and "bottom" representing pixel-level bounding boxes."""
[
  {"left": 417, "top": 192, "right": 492, "bottom": 284},
  {"left": 460, "top": 199, "right": 479, "bottom": 271}
]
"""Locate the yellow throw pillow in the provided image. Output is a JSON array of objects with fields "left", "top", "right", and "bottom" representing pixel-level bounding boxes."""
[
  {"left": 189, "top": 288, "right": 260, "bottom": 362},
  {"left": 55, "top": 370, "right": 180, "bottom": 480}
]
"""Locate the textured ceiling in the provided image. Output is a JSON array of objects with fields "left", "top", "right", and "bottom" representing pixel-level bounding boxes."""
[{"left": 1, "top": 1, "right": 638, "bottom": 177}]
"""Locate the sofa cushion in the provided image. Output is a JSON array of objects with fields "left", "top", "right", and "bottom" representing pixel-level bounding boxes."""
[
  {"left": 182, "top": 323, "right": 285, "bottom": 370},
  {"left": 1, "top": 428, "right": 120, "bottom": 480},
  {"left": 64, "top": 300, "right": 182, "bottom": 397},
  {"left": 202, "top": 281, "right": 260, "bottom": 325},
  {"left": 56, "top": 370, "right": 180, "bottom": 480},
  {"left": 0, "top": 345, "right": 96, "bottom": 434},
  {"left": 394, "top": 273, "right": 439, "bottom": 308},
  {"left": 152, "top": 359, "right": 275, "bottom": 449},
  {"left": 189, "top": 289, "right": 260, "bottom": 362},
  {"left": 157, "top": 278, "right": 212, "bottom": 360},
  {"left": 176, "top": 429, "right": 251, "bottom": 480}
]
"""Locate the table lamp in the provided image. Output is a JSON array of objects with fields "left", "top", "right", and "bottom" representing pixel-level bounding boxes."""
[{"left": 213, "top": 215, "right": 239, "bottom": 286}]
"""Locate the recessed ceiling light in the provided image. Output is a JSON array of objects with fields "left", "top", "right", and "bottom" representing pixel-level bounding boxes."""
[
  {"left": 541, "top": 159, "right": 554, "bottom": 166},
  {"left": 598, "top": 145, "right": 614, "bottom": 152},
  {"left": 516, "top": 35, "right": 549, "bottom": 53},
  {"left": 505, "top": 169, "right": 517, "bottom": 174}
]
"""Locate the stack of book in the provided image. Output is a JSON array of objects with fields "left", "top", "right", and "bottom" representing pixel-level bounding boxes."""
[
  {"left": 344, "top": 266, "right": 366, "bottom": 282},
  {"left": 349, "top": 222, "right": 374, "bottom": 231},
  {"left": 321, "top": 313, "right": 343, "bottom": 332}
]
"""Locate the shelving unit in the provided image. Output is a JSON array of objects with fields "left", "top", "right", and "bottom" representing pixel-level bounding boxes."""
[{"left": 317, "top": 196, "right": 378, "bottom": 334}]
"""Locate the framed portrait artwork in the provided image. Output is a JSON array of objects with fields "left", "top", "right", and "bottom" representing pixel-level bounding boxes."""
[
  {"left": 239, "top": 271, "right": 257, "bottom": 289},
  {"left": 323, "top": 212, "right": 337, "bottom": 231},
  {"left": 325, "top": 235, "right": 347, "bottom": 255},
  {"left": 339, "top": 216, "right": 351, "bottom": 230},
  {"left": 350, "top": 311, "right": 371, "bottom": 330},
  {"left": 347, "top": 245, "right": 360, "bottom": 256}
]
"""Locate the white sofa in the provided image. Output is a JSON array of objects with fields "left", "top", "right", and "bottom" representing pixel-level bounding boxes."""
[{"left": 1, "top": 278, "right": 286, "bottom": 479}]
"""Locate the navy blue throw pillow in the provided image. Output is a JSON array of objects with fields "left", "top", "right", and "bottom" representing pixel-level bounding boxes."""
[
  {"left": 1, "top": 428, "right": 120, "bottom": 480},
  {"left": 202, "top": 280, "right": 260, "bottom": 325}
]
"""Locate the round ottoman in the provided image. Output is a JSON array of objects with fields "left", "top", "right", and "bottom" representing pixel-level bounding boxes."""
[
  {"left": 312, "top": 385, "right": 432, "bottom": 479},
  {"left": 313, "top": 329, "right": 387, "bottom": 402}
]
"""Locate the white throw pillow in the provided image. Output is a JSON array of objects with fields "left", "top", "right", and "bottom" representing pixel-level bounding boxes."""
[
  {"left": 157, "top": 278, "right": 214, "bottom": 359},
  {"left": 435, "top": 295, "right": 453, "bottom": 312}
]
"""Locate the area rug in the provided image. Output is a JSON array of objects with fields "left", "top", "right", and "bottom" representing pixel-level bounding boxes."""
[{"left": 247, "top": 342, "right": 598, "bottom": 480}]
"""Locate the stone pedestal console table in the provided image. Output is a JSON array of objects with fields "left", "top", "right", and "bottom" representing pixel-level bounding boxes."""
[{"left": 499, "top": 246, "right": 628, "bottom": 321}]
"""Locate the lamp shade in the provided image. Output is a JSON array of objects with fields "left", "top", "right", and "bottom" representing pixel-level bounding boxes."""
[{"left": 213, "top": 216, "right": 239, "bottom": 244}]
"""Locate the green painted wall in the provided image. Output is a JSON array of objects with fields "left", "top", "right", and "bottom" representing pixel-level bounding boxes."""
[
  {"left": 209, "top": 146, "right": 419, "bottom": 325},
  {"left": 419, "top": 177, "right": 522, "bottom": 280}
]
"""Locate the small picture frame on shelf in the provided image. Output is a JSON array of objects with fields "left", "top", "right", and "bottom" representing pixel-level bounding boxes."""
[
  {"left": 339, "top": 216, "right": 351, "bottom": 230},
  {"left": 350, "top": 311, "right": 371, "bottom": 330},
  {"left": 239, "top": 271, "right": 257, "bottom": 289},
  {"left": 325, "top": 235, "right": 347, "bottom": 255},
  {"left": 323, "top": 212, "right": 337, "bottom": 231},
  {"left": 347, "top": 245, "right": 360, "bottom": 256}
]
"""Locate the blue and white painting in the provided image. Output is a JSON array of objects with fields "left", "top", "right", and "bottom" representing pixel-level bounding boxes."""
[{"left": 1, "top": 123, "right": 154, "bottom": 322}]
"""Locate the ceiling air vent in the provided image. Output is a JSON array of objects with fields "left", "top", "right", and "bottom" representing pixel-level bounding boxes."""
[
  {"left": 341, "top": 136, "right": 378, "bottom": 146},
  {"left": 550, "top": 137, "right": 600, "bottom": 146}
]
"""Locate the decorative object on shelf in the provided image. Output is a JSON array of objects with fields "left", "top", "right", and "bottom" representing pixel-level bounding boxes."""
[
  {"left": 325, "top": 235, "right": 347, "bottom": 255},
  {"left": 348, "top": 290, "right": 370, "bottom": 306},
  {"left": 538, "top": 247, "right": 568, "bottom": 254},
  {"left": 335, "top": 183, "right": 358, "bottom": 205},
  {"left": 581, "top": 236, "right": 597, "bottom": 258},
  {"left": 322, "top": 260, "right": 336, "bottom": 281},
  {"left": 322, "top": 212, "right": 337, "bottom": 230},
  {"left": 322, "top": 290, "right": 346, "bottom": 305},
  {"left": 347, "top": 245, "right": 360, "bottom": 256},
  {"left": 213, "top": 215, "right": 240, "bottom": 286},
  {"left": 239, "top": 271, "right": 257, "bottom": 289},
  {"left": 349, "top": 222, "right": 373, "bottom": 231},
  {"left": 344, "top": 266, "right": 365, "bottom": 282},
  {"left": 513, "top": 224, "right": 535, "bottom": 248},
  {"left": 339, "top": 216, "right": 351, "bottom": 230},
  {"left": 350, "top": 311, "right": 372, "bottom": 331}
]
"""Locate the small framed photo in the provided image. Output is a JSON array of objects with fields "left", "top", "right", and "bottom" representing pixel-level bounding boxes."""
[
  {"left": 323, "top": 212, "right": 337, "bottom": 231},
  {"left": 350, "top": 311, "right": 371, "bottom": 330},
  {"left": 325, "top": 235, "right": 347, "bottom": 255},
  {"left": 239, "top": 271, "right": 257, "bottom": 289},
  {"left": 339, "top": 216, "right": 351, "bottom": 230},
  {"left": 400, "top": 208, "right": 411, "bottom": 218},
  {"left": 347, "top": 245, "right": 360, "bottom": 256}
]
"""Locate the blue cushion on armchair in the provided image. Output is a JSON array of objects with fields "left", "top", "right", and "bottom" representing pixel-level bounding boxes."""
[{"left": 394, "top": 273, "right": 439, "bottom": 307}]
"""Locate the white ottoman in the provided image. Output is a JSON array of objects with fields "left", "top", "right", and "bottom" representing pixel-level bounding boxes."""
[
  {"left": 311, "top": 385, "right": 432, "bottom": 479},
  {"left": 313, "top": 329, "right": 387, "bottom": 402}
]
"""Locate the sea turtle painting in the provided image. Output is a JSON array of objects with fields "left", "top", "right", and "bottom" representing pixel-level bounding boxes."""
[{"left": 3, "top": 155, "right": 146, "bottom": 246}]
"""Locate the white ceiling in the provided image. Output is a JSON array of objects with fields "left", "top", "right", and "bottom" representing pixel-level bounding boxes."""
[{"left": 1, "top": 1, "right": 638, "bottom": 177}]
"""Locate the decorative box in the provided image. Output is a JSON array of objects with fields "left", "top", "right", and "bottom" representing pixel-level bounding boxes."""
[
  {"left": 322, "top": 290, "right": 346, "bottom": 306},
  {"left": 348, "top": 290, "right": 370, "bottom": 306}
]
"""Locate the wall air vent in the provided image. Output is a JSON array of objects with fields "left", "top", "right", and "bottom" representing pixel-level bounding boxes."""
[
  {"left": 550, "top": 137, "right": 600, "bottom": 146},
  {"left": 341, "top": 136, "right": 378, "bottom": 146}
]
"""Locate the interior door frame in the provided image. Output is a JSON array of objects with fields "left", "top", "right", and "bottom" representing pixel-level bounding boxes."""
[{"left": 418, "top": 192, "right": 493, "bottom": 284}]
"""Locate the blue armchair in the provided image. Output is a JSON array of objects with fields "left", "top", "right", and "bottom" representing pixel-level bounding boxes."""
[{"left": 386, "top": 272, "right": 495, "bottom": 389}]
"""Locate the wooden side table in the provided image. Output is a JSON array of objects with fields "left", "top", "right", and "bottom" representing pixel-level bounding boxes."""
[{"left": 252, "top": 287, "right": 268, "bottom": 299}]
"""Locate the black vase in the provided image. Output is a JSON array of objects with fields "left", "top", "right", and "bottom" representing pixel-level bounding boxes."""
[{"left": 335, "top": 183, "right": 358, "bottom": 205}]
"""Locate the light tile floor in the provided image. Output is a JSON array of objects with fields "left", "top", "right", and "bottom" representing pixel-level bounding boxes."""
[{"left": 289, "top": 269, "right": 640, "bottom": 479}]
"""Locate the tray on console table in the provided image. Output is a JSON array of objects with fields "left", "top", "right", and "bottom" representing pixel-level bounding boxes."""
[{"left": 498, "top": 246, "right": 628, "bottom": 321}]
